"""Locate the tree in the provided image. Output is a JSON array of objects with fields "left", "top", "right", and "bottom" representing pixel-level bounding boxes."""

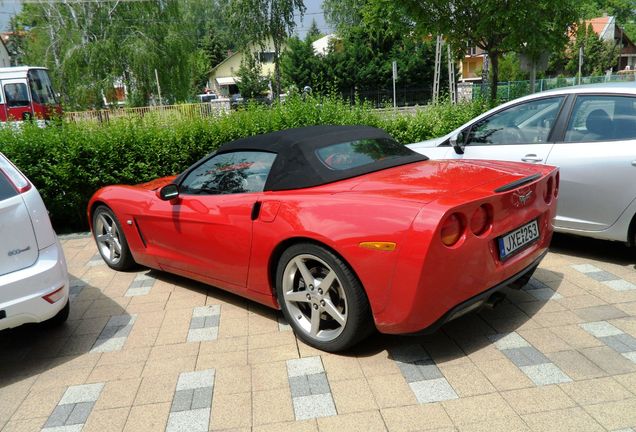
[
  {"left": 13, "top": 0, "right": 230, "bottom": 108},
  {"left": 565, "top": 23, "right": 620, "bottom": 75},
  {"left": 228, "top": 0, "right": 306, "bottom": 100},
  {"left": 237, "top": 54, "right": 270, "bottom": 98}
]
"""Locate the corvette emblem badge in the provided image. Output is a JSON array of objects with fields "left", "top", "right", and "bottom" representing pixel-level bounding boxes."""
[{"left": 512, "top": 189, "right": 533, "bottom": 208}]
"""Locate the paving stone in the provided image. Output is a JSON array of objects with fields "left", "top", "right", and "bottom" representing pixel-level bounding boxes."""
[
  {"left": 105, "top": 314, "right": 136, "bottom": 328},
  {"left": 502, "top": 346, "right": 551, "bottom": 367},
  {"left": 65, "top": 401, "right": 94, "bottom": 425},
  {"left": 189, "top": 316, "right": 206, "bottom": 329},
  {"left": 170, "top": 389, "right": 194, "bottom": 412},
  {"left": 59, "top": 383, "right": 104, "bottom": 405},
  {"left": 581, "top": 321, "right": 624, "bottom": 338},
  {"left": 576, "top": 305, "right": 629, "bottom": 322},
  {"left": 604, "top": 280, "right": 636, "bottom": 291},
  {"left": 586, "top": 271, "right": 619, "bottom": 281},
  {"left": 176, "top": 369, "right": 215, "bottom": 391},
  {"left": 129, "top": 278, "right": 155, "bottom": 289},
  {"left": 44, "top": 404, "right": 74, "bottom": 428},
  {"left": 292, "top": 393, "right": 337, "bottom": 420},
  {"left": 307, "top": 372, "right": 330, "bottom": 395},
  {"left": 287, "top": 356, "right": 324, "bottom": 378},
  {"left": 390, "top": 344, "right": 431, "bottom": 363},
  {"left": 527, "top": 287, "right": 563, "bottom": 301},
  {"left": 572, "top": 264, "right": 602, "bottom": 273},
  {"left": 409, "top": 378, "right": 459, "bottom": 404},
  {"left": 489, "top": 332, "right": 531, "bottom": 350},
  {"left": 520, "top": 363, "right": 572, "bottom": 385},
  {"left": 165, "top": 408, "right": 210, "bottom": 432},
  {"left": 91, "top": 336, "right": 127, "bottom": 352},
  {"left": 190, "top": 387, "right": 213, "bottom": 410},
  {"left": 602, "top": 334, "right": 636, "bottom": 353},
  {"left": 202, "top": 315, "right": 218, "bottom": 328},
  {"left": 397, "top": 360, "right": 443, "bottom": 382},
  {"left": 125, "top": 286, "right": 151, "bottom": 297},
  {"left": 187, "top": 327, "right": 218, "bottom": 342},
  {"left": 623, "top": 352, "right": 636, "bottom": 363},
  {"left": 289, "top": 375, "right": 311, "bottom": 398},
  {"left": 581, "top": 346, "right": 636, "bottom": 374},
  {"left": 42, "top": 424, "right": 84, "bottom": 432},
  {"left": 192, "top": 305, "right": 220, "bottom": 317}
]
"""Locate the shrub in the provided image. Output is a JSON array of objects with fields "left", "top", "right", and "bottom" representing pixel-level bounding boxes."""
[{"left": 0, "top": 95, "right": 488, "bottom": 232}]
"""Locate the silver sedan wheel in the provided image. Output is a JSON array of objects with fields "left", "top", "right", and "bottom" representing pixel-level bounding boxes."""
[
  {"left": 94, "top": 212, "right": 123, "bottom": 265},
  {"left": 281, "top": 253, "right": 348, "bottom": 342}
]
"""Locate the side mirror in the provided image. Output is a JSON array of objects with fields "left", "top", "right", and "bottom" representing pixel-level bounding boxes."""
[
  {"left": 450, "top": 132, "right": 465, "bottom": 155},
  {"left": 159, "top": 184, "right": 180, "bottom": 201}
]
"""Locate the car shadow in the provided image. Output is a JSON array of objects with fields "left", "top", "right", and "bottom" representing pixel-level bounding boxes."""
[
  {"left": 344, "top": 269, "right": 565, "bottom": 364},
  {"left": 0, "top": 272, "right": 133, "bottom": 389},
  {"left": 550, "top": 232, "right": 635, "bottom": 267}
]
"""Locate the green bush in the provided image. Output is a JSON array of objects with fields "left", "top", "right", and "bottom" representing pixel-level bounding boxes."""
[{"left": 0, "top": 95, "right": 488, "bottom": 232}]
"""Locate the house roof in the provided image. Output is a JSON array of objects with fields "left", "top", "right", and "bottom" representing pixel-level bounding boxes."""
[
  {"left": 312, "top": 34, "right": 337, "bottom": 56},
  {"left": 585, "top": 16, "right": 615, "bottom": 41}
]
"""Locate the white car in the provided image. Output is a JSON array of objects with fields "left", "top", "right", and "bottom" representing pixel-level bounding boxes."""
[
  {"left": 408, "top": 82, "right": 636, "bottom": 246},
  {"left": 0, "top": 153, "right": 69, "bottom": 331}
]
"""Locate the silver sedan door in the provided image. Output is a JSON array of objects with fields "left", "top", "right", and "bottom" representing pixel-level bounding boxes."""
[
  {"left": 445, "top": 96, "right": 564, "bottom": 163},
  {"left": 546, "top": 94, "right": 636, "bottom": 233}
]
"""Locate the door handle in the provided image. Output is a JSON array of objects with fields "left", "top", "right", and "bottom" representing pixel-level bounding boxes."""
[
  {"left": 521, "top": 154, "right": 543, "bottom": 163},
  {"left": 632, "top": 160, "right": 636, "bottom": 167}
]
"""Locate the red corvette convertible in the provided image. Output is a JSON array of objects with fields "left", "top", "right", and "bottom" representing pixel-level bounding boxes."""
[{"left": 88, "top": 125, "right": 558, "bottom": 351}]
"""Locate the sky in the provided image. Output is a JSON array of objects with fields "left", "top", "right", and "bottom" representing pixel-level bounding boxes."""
[{"left": 0, "top": 0, "right": 330, "bottom": 36}]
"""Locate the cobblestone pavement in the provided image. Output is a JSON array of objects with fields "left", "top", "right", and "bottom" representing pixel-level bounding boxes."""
[{"left": 1, "top": 233, "right": 636, "bottom": 432}]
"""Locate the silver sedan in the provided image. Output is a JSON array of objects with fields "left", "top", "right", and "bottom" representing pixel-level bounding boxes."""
[{"left": 408, "top": 82, "right": 636, "bottom": 247}]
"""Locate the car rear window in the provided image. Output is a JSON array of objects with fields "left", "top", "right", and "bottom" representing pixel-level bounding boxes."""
[
  {"left": 0, "top": 172, "right": 18, "bottom": 201},
  {"left": 315, "top": 138, "right": 413, "bottom": 171}
]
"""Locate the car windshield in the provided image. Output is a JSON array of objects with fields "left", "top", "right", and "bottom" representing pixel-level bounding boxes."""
[{"left": 315, "top": 138, "right": 413, "bottom": 171}]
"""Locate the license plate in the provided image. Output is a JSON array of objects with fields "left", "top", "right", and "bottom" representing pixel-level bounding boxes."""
[{"left": 498, "top": 219, "right": 540, "bottom": 260}]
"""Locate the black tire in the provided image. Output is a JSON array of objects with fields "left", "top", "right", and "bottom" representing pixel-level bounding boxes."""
[
  {"left": 42, "top": 300, "right": 69, "bottom": 327},
  {"left": 276, "top": 243, "right": 374, "bottom": 352},
  {"left": 92, "top": 205, "right": 136, "bottom": 271}
]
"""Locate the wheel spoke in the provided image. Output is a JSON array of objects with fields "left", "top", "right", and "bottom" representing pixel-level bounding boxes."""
[
  {"left": 310, "top": 307, "right": 321, "bottom": 336},
  {"left": 284, "top": 290, "right": 310, "bottom": 303},
  {"left": 109, "top": 244, "right": 117, "bottom": 261},
  {"left": 96, "top": 234, "right": 109, "bottom": 243},
  {"left": 318, "top": 270, "right": 336, "bottom": 294},
  {"left": 294, "top": 257, "right": 315, "bottom": 286},
  {"left": 112, "top": 239, "right": 122, "bottom": 254},
  {"left": 322, "top": 298, "right": 346, "bottom": 326},
  {"left": 98, "top": 214, "right": 110, "bottom": 232}
]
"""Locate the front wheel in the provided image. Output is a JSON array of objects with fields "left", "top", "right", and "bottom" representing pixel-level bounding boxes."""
[
  {"left": 276, "top": 243, "right": 373, "bottom": 352},
  {"left": 93, "top": 205, "right": 135, "bottom": 270}
]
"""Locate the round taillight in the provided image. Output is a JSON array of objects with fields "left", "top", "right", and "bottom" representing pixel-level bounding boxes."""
[
  {"left": 470, "top": 205, "right": 491, "bottom": 236},
  {"left": 441, "top": 213, "right": 464, "bottom": 247},
  {"left": 544, "top": 177, "right": 553, "bottom": 204},
  {"left": 554, "top": 172, "right": 560, "bottom": 198}
]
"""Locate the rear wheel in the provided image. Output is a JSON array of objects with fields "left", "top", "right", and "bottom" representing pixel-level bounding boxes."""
[
  {"left": 276, "top": 243, "right": 373, "bottom": 352},
  {"left": 93, "top": 205, "right": 135, "bottom": 270}
]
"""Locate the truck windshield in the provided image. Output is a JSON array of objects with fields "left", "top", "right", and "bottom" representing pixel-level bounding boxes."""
[{"left": 28, "top": 69, "right": 58, "bottom": 105}]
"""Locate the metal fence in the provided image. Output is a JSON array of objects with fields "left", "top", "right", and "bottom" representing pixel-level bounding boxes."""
[
  {"left": 471, "top": 71, "right": 636, "bottom": 102},
  {"left": 65, "top": 100, "right": 231, "bottom": 124}
]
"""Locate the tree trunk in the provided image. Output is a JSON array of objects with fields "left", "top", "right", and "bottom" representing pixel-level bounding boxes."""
[{"left": 489, "top": 51, "right": 499, "bottom": 102}]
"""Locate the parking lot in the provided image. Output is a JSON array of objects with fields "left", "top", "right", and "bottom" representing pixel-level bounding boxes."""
[{"left": 1, "top": 233, "right": 635, "bottom": 432}]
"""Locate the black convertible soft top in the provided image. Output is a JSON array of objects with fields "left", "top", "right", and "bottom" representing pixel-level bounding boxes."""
[{"left": 214, "top": 125, "right": 427, "bottom": 191}]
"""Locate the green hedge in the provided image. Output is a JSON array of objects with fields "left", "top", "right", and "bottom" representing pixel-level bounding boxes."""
[{"left": 0, "top": 95, "right": 489, "bottom": 232}]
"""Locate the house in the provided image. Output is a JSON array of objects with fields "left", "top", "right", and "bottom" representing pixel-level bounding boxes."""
[
  {"left": 311, "top": 34, "right": 338, "bottom": 56},
  {"left": 207, "top": 40, "right": 281, "bottom": 97},
  {"left": 458, "top": 15, "right": 636, "bottom": 82},
  {"left": 587, "top": 15, "right": 636, "bottom": 71},
  {"left": 458, "top": 45, "right": 487, "bottom": 82}
]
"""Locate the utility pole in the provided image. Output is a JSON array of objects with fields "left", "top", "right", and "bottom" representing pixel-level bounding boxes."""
[{"left": 578, "top": 47, "right": 583, "bottom": 85}]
